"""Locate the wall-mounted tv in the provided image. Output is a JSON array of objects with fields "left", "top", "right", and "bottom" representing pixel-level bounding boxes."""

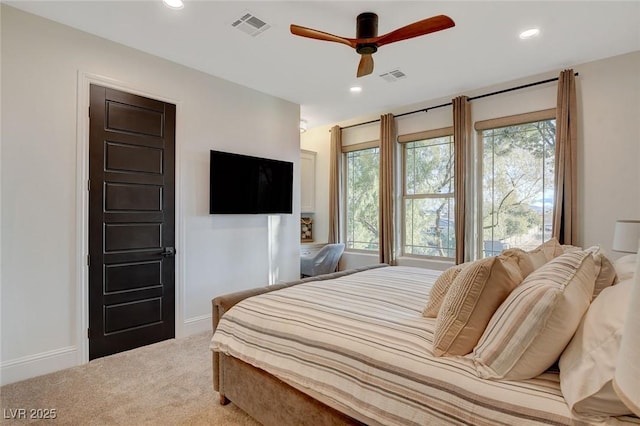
[{"left": 209, "top": 150, "right": 293, "bottom": 214}]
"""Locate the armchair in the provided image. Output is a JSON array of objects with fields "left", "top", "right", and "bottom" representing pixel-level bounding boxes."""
[{"left": 300, "top": 243, "right": 345, "bottom": 277}]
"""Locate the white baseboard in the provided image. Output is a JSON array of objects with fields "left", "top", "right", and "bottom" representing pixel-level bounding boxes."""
[
  {"left": 181, "top": 314, "right": 212, "bottom": 337},
  {"left": 0, "top": 346, "right": 77, "bottom": 386},
  {"left": 1, "top": 316, "right": 212, "bottom": 386}
]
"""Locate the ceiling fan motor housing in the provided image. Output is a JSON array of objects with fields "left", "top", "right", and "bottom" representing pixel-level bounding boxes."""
[{"left": 356, "top": 12, "right": 378, "bottom": 54}]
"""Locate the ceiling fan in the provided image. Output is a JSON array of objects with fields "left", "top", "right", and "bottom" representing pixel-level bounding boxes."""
[{"left": 290, "top": 13, "right": 455, "bottom": 78}]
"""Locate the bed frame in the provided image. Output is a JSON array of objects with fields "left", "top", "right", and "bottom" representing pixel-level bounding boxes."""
[{"left": 211, "top": 265, "right": 387, "bottom": 426}]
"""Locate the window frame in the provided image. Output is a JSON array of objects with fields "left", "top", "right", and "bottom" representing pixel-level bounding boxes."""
[
  {"left": 342, "top": 140, "right": 380, "bottom": 253},
  {"left": 399, "top": 127, "right": 455, "bottom": 260},
  {"left": 475, "top": 108, "right": 556, "bottom": 258}
]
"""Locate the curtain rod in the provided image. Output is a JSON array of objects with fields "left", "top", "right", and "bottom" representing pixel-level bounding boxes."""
[{"left": 335, "top": 72, "right": 579, "bottom": 131}]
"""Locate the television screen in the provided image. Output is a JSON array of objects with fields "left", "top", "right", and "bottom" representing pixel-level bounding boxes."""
[{"left": 209, "top": 150, "right": 293, "bottom": 214}]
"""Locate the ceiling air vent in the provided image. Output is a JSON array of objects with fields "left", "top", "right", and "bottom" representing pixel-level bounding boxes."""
[
  {"left": 231, "top": 12, "right": 271, "bottom": 37},
  {"left": 379, "top": 69, "right": 407, "bottom": 82}
]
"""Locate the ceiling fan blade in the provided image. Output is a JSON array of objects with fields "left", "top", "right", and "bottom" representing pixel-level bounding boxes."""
[
  {"left": 375, "top": 15, "right": 455, "bottom": 47},
  {"left": 357, "top": 54, "right": 374, "bottom": 78},
  {"left": 290, "top": 24, "right": 356, "bottom": 48}
]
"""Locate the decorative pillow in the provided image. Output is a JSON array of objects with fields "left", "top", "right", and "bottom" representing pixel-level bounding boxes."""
[
  {"left": 614, "top": 254, "right": 637, "bottom": 281},
  {"left": 433, "top": 255, "right": 525, "bottom": 357},
  {"left": 472, "top": 250, "right": 595, "bottom": 380},
  {"left": 562, "top": 244, "right": 603, "bottom": 254},
  {"left": 560, "top": 246, "right": 615, "bottom": 299},
  {"left": 562, "top": 244, "right": 582, "bottom": 252},
  {"left": 592, "top": 252, "right": 618, "bottom": 299},
  {"left": 527, "top": 237, "right": 564, "bottom": 269},
  {"left": 499, "top": 248, "right": 535, "bottom": 278},
  {"left": 423, "top": 263, "right": 466, "bottom": 318},
  {"left": 583, "top": 245, "right": 601, "bottom": 254},
  {"left": 559, "top": 279, "right": 633, "bottom": 420}
]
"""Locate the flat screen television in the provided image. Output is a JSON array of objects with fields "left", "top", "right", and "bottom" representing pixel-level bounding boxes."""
[{"left": 209, "top": 150, "right": 293, "bottom": 214}]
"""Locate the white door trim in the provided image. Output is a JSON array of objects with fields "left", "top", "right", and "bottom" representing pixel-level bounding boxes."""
[{"left": 75, "top": 71, "right": 184, "bottom": 364}]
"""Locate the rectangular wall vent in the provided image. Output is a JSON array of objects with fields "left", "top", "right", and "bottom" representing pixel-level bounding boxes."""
[
  {"left": 231, "top": 12, "right": 271, "bottom": 37},
  {"left": 379, "top": 69, "right": 407, "bottom": 82}
]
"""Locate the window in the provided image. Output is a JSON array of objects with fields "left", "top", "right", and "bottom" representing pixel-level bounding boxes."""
[
  {"left": 477, "top": 110, "right": 555, "bottom": 257},
  {"left": 344, "top": 146, "right": 379, "bottom": 251},
  {"left": 401, "top": 129, "right": 455, "bottom": 258}
]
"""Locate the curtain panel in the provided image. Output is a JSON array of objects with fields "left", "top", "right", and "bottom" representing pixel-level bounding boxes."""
[
  {"left": 379, "top": 114, "right": 396, "bottom": 265},
  {"left": 453, "top": 96, "right": 470, "bottom": 264},
  {"left": 552, "top": 69, "right": 578, "bottom": 245},
  {"left": 328, "top": 125, "right": 342, "bottom": 244}
]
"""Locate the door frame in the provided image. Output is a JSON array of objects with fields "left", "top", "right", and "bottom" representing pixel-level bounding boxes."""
[{"left": 75, "top": 71, "right": 184, "bottom": 364}]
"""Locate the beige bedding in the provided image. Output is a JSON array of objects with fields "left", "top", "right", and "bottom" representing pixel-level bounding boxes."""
[{"left": 211, "top": 266, "right": 639, "bottom": 426}]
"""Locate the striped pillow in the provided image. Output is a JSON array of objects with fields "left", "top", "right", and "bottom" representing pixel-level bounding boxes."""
[
  {"left": 433, "top": 254, "right": 526, "bottom": 357},
  {"left": 423, "top": 263, "right": 466, "bottom": 318},
  {"left": 472, "top": 250, "right": 595, "bottom": 380},
  {"left": 554, "top": 245, "right": 616, "bottom": 299}
]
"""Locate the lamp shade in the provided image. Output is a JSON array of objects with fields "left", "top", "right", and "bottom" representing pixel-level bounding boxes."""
[{"left": 612, "top": 220, "right": 640, "bottom": 253}]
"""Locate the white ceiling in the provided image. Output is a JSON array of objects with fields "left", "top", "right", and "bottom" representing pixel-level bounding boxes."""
[{"left": 7, "top": 1, "right": 640, "bottom": 129}]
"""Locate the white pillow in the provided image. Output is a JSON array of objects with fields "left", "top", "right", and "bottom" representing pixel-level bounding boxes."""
[
  {"left": 613, "top": 245, "right": 640, "bottom": 417},
  {"left": 614, "top": 254, "right": 637, "bottom": 281},
  {"left": 559, "top": 279, "right": 633, "bottom": 420},
  {"left": 592, "top": 252, "right": 617, "bottom": 299}
]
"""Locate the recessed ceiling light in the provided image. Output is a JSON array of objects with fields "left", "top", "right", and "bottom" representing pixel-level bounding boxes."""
[
  {"left": 519, "top": 28, "right": 540, "bottom": 39},
  {"left": 350, "top": 86, "right": 362, "bottom": 93},
  {"left": 163, "top": 0, "right": 184, "bottom": 10}
]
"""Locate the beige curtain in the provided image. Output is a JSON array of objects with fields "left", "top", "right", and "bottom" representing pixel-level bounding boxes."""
[
  {"left": 379, "top": 114, "right": 395, "bottom": 265},
  {"left": 452, "top": 96, "right": 470, "bottom": 264},
  {"left": 552, "top": 69, "right": 578, "bottom": 245},
  {"left": 328, "top": 125, "right": 342, "bottom": 243}
]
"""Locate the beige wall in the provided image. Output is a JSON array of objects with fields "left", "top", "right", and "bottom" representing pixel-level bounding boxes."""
[
  {"left": 1, "top": 5, "right": 300, "bottom": 384},
  {"left": 301, "top": 51, "right": 640, "bottom": 269}
]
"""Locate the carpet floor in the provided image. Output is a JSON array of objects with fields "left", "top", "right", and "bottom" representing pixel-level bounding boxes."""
[{"left": 0, "top": 332, "right": 260, "bottom": 425}]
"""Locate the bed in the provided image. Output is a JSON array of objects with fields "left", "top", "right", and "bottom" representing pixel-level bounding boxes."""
[{"left": 210, "top": 255, "right": 640, "bottom": 426}]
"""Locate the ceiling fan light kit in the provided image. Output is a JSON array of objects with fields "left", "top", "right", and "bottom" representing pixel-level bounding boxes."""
[{"left": 290, "top": 12, "right": 455, "bottom": 78}]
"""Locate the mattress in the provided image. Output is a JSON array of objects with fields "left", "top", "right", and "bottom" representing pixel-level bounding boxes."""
[{"left": 211, "top": 266, "right": 639, "bottom": 426}]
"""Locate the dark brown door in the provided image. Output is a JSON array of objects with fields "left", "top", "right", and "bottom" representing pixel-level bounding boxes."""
[{"left": 88, "top": 84, "right": 176, "bottom": 360}]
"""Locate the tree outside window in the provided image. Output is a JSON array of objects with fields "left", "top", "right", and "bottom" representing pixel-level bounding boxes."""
[
  {"left": 340, "top": 112, "right": 554, "bottom": 260},
  {"left": 481, "top": 118, "right": 555, "bottom": 257},
  {"left": 403, "top": 134, "right": 455, "bottom": 258},
  {"left": 345, "top": 147, "right": 379, "bottom": 251}
]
